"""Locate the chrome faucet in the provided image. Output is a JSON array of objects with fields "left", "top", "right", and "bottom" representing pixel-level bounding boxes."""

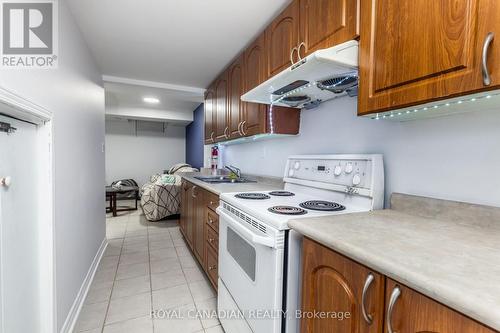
[{"left": 225, "top": 165, "right": 242, "bottom": 179}]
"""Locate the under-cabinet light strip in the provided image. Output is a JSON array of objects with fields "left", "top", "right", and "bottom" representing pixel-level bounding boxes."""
[
  {"left": 271, "top": 82, "right": 316, "bottom": 104},
  {"left": 371, "top": 92, "right": 500, "bottom": 120}
]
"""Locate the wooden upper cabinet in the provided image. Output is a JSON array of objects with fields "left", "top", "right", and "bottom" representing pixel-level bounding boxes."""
[
  {"left": 299, "top": 0, "right": 359, "bottom": 58},
  {"left": 385, "top": 279, "right": 496, "bottom": 333},
  {"left": 266, "top": 0, "right": 300, "bottom": 78},
  {"left": 244, "top": 33, "right": 267, "bottom": 94},
  {"left": 243, "top": 33, "right": 267, "bottom": 136},
  {"left": 301, "top": 238, "right": 385, "bottom": 333},
  {"left": 204, "top": 85, "right": 215, "bottom": 144},
  {"left": 214, "top": 71, "right": 228, "bottom": 141},
  {"left": 358, "top": 0, "right": 500, "bottom": 115},
  {"left": 228, "top": 55, "right": 244, "bottom": 138}
]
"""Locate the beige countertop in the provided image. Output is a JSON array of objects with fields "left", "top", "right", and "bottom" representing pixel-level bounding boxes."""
[
  {"left": 180, "top": 171, "right": 283, "bottom": 195},
  {"left": 288, "top": 193, "right": 500, "bottom": 331}
]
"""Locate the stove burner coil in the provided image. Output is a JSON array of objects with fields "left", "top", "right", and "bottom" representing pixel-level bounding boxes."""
[
  {"left": 268, "top": 191, "right": 295, "bottom": 197},
  {"left": 235, "top": 193, "right": 271, "bottom": 200},
  {"left": 299, "top": 200, "right": 346, "bottom": 212},
  {"left": 268, "top": 206, "right": 307, "bottom": 215}
]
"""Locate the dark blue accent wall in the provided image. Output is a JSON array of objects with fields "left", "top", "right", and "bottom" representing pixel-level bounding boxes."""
[{"left": 185, "top": 103, "right": 204, "bottom": 169}]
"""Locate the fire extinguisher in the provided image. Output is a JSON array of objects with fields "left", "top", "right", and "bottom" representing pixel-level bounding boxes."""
[{"left": 211, "top": 146, "right": 219, "bottom": 171}]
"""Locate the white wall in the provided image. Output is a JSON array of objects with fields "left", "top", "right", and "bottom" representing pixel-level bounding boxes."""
[
  {"left": 105, "top": 119, "right": 186, "bottom": 186},
  {"left": 222, "top": 97, "right": 500, "bottom": 207},
  {"left": 0, "top": 2, "right": 105, "bottom": 331}
]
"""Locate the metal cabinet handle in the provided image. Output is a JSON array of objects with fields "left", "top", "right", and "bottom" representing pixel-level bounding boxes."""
[
  {"left": 191, "top": 186, "right": 197, "bottom": 198},
  {"left": 240, "top": 120, "right": 246, "bottom": 136},
  {"left": 386, "top": 286, "right": 401, "bottom": 333},
  {"left": 208, "top": 238, "right": 214, "bottom": 243},
  {"left": 298, "top": 42, "right": 307, "bottom": 60},
  {"left": 482, "top": 32, "right": 495, "bottom": 86},
  {"left": 290, "top": 46, "right": 298, "bottom": 64},
  {"left": 208, "top": 218, "right": 213, "bottom": 224},
  {"left": 361, "top": 273, "right": 375, "bottom": 325},
  {"left": 224, "top": 126, "right": 229, "bottom": 139},
  {"left": 208, "top": 265, "right": 217, "bottom": 271},
  {"left": 210, "top": 131, "right": 214, "bottom": 141},
  {"left": 237, "top": 121, "right": 243, "bottom": 136}
]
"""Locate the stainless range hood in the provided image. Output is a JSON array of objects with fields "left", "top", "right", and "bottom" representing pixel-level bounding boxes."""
[{"left": 241, "top": 40, "right": 358, "bottom": 109}]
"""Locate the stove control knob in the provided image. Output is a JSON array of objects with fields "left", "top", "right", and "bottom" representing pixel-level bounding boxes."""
[
  {"left": 294, "top": 161, "right": 301, "bottom": 170},
  {"left": 345, "top": 162, "right": 353, "bottom": 174},
  {"left": 288, "top": 169, "right": 295, "bottom": 177},
  {"left": 334, "top": 165, "right": 342, "bottom": 176},
  {"left": 352, "top": 173, "right": 361, "bottom": 186}
]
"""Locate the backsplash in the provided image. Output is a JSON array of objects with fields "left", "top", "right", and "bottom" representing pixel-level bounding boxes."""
[{"left": 220, "top": 97, "right": 500, "bottom": 208}]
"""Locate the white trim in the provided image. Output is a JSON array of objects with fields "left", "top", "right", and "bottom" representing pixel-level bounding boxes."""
[
  {"left": 38, "top": 120, "right": 56, "bottom": 333},
  {"left": 102, "top": 75, "right": 206, "bottom": 95},
  {"left": 60, "top": 238, "right": 108, "bottom": 333},
  {"left": 0, "top": 86, "right": 52, "bottom": 124}
]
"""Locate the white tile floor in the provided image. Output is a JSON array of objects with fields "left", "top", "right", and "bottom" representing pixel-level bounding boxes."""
[{"left": 74, "top": 203, "right": 223, "bottom": 333}]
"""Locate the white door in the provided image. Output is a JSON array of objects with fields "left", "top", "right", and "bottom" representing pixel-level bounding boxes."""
[{"left": 0, "top": 114, "right": 41, "bottom": 332}]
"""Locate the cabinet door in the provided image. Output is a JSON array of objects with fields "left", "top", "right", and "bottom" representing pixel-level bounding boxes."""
[
  {"left": 193, "top": 188, "right": 205, "bottom": 264},
  {"left": 385, "top": 279, "right": 496, "bottom": 333},
  {"left": 358, "top": 0, "right": 500, "bottom": 116},
  {"left": 214, "top": 71, "right": 229, "bottom": 141},
  {"left": 242, "top": 33, "right": 267, "bottom": 136},
  {"left": 204, "top": 85, "right": 216, "bottom": 144},
  {"left": 299, "top": 0, "right": 358, "bottom": 58},
  {"left": 301, "top": 238, "right": 384, "bottom": 333},
  {"left": 185, "top": 184, "right": 196, "bottom": 246},
  {"left": 179, "top": 181, "right": 188, "bottom": 236},
  {"left": 266, "top": 0, "right": 300, "bottom": 78},
  {"left": 228, "top": 55, "right": 244, "bottom": 138}
]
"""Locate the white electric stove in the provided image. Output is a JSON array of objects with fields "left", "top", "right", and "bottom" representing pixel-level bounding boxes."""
[{"left": 216, "top": 154, "right": 384, "bottom": 333}]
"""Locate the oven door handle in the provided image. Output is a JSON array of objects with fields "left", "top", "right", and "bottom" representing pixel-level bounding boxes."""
[{"left": 218, "top": 209, "right": 276, "bottom": 248}]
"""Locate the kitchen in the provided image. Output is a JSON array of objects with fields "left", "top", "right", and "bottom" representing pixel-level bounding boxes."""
[
  {"left": 0, "top": 0, "right": 499, "bottom": 332},
  {"left": 179, "top": 0, "right": 500, "bottom": 333}
]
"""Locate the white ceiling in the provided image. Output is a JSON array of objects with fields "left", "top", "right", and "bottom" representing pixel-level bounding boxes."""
[
  {"left": 67, "top": 0, "right": 290, "bottom": 124},
  {"left": 67, "top": 0, "right": 290, "bottom": 88},
  {"left": 104, "top": 81, "right": 203, "bottom": 110}
]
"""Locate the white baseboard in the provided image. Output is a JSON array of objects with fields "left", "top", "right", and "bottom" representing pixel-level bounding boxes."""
[{"left": 60, "top": 238, "right": 108, "bottom": 333}]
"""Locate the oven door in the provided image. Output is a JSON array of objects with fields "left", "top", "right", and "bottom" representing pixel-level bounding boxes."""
[{"left": 217, "top": 207, "right": 284, "bottom": 333}]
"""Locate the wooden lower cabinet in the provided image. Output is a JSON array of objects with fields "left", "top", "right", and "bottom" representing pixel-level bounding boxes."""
[
  {"left": 180, "top": 180, "right": 219, "bottom": 290},
  {"left": 301, "top": 237, "right": 385, "bottom": 333},
  {"left": 179, "top": 181, "right": 189, "bottom": 236},
  {"left": 385, "top": 279, "right": 496, "bottom": 333},
  {"left": 205, "top": 244, "right": 218, "bottom": 290},
  {"left": 193, "top": 187, "right": 205, "bottom": 263},
  {"left": 301, "top": 238, "right": 498, "bottom": 333}
]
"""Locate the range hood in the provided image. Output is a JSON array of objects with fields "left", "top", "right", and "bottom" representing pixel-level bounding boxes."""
[{"left": 241, "top": 40, "right": 358, "bottom": 109}]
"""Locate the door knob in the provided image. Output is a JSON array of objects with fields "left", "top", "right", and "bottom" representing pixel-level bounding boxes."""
[{"left": 1, "top": 176, "right": 11, "bottom": 187}]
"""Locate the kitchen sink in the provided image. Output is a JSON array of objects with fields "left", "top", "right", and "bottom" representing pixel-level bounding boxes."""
[{"left": 194, "top": 176, "right": 256, "bottom": 184}]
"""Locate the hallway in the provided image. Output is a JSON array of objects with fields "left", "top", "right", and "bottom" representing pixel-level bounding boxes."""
[{"left": 74, "top": 206, "right": 222, "bottom": 332}]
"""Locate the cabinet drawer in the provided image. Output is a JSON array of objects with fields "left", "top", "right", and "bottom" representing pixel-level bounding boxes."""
[
  {"left": 206, "top": 192, "right": 219, "bottom": 211},
  {"left": 206, "top": 225, "right": 218, "bottom": 254},
  {"left": 206, "top": 246, "right": 218, "bottom": 290},
  {"left": 207, "top": 209, "right": 219, "bottom": 232}
]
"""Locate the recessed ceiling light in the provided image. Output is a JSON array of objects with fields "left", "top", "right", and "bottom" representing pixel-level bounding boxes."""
[{"left": 143, "top": 97, "right": 160, "bottom": 104}]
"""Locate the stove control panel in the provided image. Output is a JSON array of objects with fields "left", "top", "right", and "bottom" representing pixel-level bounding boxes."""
[{"left": 285, "top": 157, "right": 372, "bottom": 188}]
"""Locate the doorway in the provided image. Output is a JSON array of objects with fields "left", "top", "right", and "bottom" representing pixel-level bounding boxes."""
[{"left": 0, "top": 88, "right": 54, "bottom": 333}]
